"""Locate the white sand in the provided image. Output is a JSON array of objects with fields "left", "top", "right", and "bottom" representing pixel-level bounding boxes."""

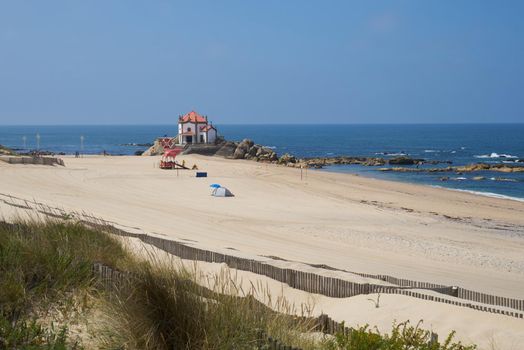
[{"left": 1, "top": 155, "right": 523, "bottom": 349}]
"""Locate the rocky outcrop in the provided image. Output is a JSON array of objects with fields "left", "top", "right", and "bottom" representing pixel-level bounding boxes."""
[
  {"left": 455, "top": 163, "right": 524, "bottom": 173},
  {"left": 379, "top": 164, "right": 524, "bottom": 173},
  {"left": 142, "top": 139, "right": 165, "bottom": 156},
  {"left": 388, "top": 156, "right": 424, "bottom": 165},
  {"left": 298, "top": 157, "right": 385, "bottom": 169},
  {"left": 295, "top": 156, "right": 453, "bottom": 169},
  {"left": 277, "top": 153, "right": 297, "bottom": 165},
  {"left": 256, "top": 148, "right": 278, "bottom": 162},
  {"left": 142, "top": 136, "right": 469, "bottom": 171},
  {"left": 141, "top": 136, "right": 279, "bottom": 163},
  {"left": 224, "top": 139, "right": 278, "bottom": 162},
  {"left": 233, "top": 139, "right": 251, "bottom": 159},
  {"left": 215, "top": 141, "right": 238, "bottom": 158}
]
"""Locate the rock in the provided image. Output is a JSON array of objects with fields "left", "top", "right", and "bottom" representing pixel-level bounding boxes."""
[
  {"left": 362, "top": 158, "right": 386, "bottom": 166},
  {"left": 142, "top": 139, "right": 165, "bottom": 156},
  {"left": 388, "top": 157, "right": 424, "bottom": 165},
  {"left": 246, "top": 145, "right": 259, "bottom": 158},
  {"left": 378, "top": 163, "right": 524, "bottom": 173},
  {"left": 426, "top": 160, "right": 453, "bottom": 165},
  {"left": 255, "top": 147, "right": 266, "bottom": 157},
  {"left": 440, "top": 177, "right": 449, "bottom": 181},
  {"left": 233, "top": 147, "right": 246, "bottom": 159},
  {"left": 455, "top": 163, "right": 524, "bottom": 173},
  {"left": 278, "top": 153, "right": 297, "bottom": 164},
  {"left": 258, "top": 150, "right": 278, "bottom": 162},
  {"left": 241, "top": 139, "right": 254, "bottom": 148},
  {"left": 215, "top": 141, "right": 237, "bottom": 158},
  {"left": 134, "top": 150, "right": 145, "bottom": 156},
  {"left": 232, "top": 139, "right": 253, "bottom": 159}
]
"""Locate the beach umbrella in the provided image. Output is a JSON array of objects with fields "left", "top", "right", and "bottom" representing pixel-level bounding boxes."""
[{"left": 210, "top": 184, "right": 221, "bottom": 188}]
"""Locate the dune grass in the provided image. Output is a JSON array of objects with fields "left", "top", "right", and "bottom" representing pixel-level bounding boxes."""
[{"left": 0, "top": 218, "right": 477, "bottom": 349}]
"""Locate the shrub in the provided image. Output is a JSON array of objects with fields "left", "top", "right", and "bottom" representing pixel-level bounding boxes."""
[{"left": 326, "top": 321, "right": 476, "bottom": 350}]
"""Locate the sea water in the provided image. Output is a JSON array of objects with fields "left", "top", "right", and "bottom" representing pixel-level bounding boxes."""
[{"left": 1, "top": 124, "right": 523, "bottom": 200}]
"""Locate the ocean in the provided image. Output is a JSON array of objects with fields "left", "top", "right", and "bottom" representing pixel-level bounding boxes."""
[{"left": 1, "top": 124, "right": 523, "bottom": 201}]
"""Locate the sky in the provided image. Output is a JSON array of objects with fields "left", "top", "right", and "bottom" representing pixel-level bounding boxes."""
[{"left": 0, "top": 1, "right": 523, "bottom": 125}]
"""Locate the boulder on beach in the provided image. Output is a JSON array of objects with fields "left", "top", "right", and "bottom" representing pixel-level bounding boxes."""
[
  {"left": 245, "top": 144, "right": 259, "bottom": 159},
  {"left": 233, "top": 147, "right": 247, "bottom": 159},
  {"left": 278, "top": 153, "right": 297, "bottom": 165},
  {"left": 233, "top": 139, "right": 253, "bottom": 159},
  {"left": 215, "top": 141, "right": 237, "bottom": 158},
  {"left": 257, "top": 147, "right": 278, "bottom": 162}
]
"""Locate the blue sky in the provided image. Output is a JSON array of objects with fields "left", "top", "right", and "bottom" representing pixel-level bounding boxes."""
[{"left": 0, "top": 1, "right": 523, "bottom": 124}]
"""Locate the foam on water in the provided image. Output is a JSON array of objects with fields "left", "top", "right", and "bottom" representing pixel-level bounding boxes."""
[
  {"left": 431, "top": 186, "right": 524, "bottom": 203},
  {"left": 474, "top": 152, "right": 518, "bottom": 159}
]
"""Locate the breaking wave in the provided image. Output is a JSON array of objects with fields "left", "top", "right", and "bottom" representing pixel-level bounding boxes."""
[
  {"left": 431, "top": 186, "right": 524, "bottom": 202},
  {"left": 474, "top": 153, "right": 518, "bottom": 159}
]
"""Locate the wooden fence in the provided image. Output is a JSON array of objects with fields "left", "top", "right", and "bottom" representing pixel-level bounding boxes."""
[
  {"left": 1, "top": 156, "right": 65, "bottom": 166},
  {"left": 3, "top": 193, "right": 521, "bottom": 321},
  {"left": 86, "top": 222, "right": 524, "bottom": 319}
]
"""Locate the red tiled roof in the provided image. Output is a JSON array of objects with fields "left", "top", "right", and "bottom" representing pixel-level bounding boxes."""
[
  {"left": 179, "top": 111, "right": 207, "bottom": 123},
  {"left": 200, "top": 125, "right": 216, "bottom": 132}
]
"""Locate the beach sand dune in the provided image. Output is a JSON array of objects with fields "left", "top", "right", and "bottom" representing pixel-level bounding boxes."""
[{"left": 1, "top": 155, "right": 523, "bottom": 348}]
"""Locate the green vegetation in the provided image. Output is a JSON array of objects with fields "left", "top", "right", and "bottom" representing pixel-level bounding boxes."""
[
  {"left": 0, "top": 144, "right": 16, "bottom": 156},
  {"left": 0, "top": 220, "right": 127, "bottom": 349},
  {"left": 0, "top": 219, "right": 477, "bottom": 349},
  {"left": 0, "top": 315, "right": 79, "bottom": 350},
  {"left": 325, "top": 322, "right": 476, "bottom": 350}
]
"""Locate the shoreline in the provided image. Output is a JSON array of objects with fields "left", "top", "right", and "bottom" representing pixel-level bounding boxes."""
[
  {"left": 316, "top": 165, "right": 524, "bottom": 203},
  {"left": 430, "top": 185, "right": 524, "bottom": 203},
  {"left": 316, "top": 163, "right": 524, "bottom": 203}
]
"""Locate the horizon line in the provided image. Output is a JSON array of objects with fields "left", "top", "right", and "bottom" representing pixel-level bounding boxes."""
[{"left": 1, "top": 121, "right": 524, "bottom": 127}]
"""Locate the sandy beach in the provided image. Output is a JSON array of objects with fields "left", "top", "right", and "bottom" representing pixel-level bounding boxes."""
[{"left": 1, "top": 155, "right": 524, "bottom": 348}]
